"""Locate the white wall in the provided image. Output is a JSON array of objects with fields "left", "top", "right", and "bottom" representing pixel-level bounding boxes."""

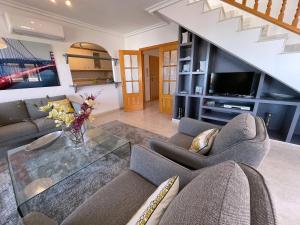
[
  {"left": 143, "top": 49, "right": 159, "bottom": 101},
  {"left": 125, "top": 23, "right": 178, "bottom": 49},
  {"left": 0, "top": 4, "right": 124, "bottom": 114}
]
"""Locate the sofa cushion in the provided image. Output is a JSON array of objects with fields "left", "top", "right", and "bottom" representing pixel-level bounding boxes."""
[
  {"left": 24, "top": 98, "right": 49, "bottom": 120},
  {"left": 48, "top": 95, "right": 67, "bottom": 101},
  {"left": 211, "top": 113, "right": 256, "bottom": 155},
  {"left": 159, "top": 161, "right": 250, "bottom": 225},
  {"left": 0, "top": 100, "right": 29, "bottom": 126},
  {"left": 239, "top": 164, "right": 277, "bottom": 225},
  {"left": 127, "top": 176, "right": 179, "bottom": 225},
  {"left": 168, "top": 133, "right": 194, "bottom": 149},
  {"left": 189, "top": 128, "right": 219, "bottom": 155},
  {"left": 0, "top": 121, "right": 38, "bottom": 142},
  {"left": 62, "top": 170, "right": 156, "bottom": 225},
  {"left": 48, "top": 99, "right": 74, "bottom": 113},
  {"left": 32, "top": 118, "right": 57, "bottom": 132}
]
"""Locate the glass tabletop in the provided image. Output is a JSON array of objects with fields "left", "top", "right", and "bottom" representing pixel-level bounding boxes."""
[{"left": 7, "top": 127, "right": 130, "bottom": 212}]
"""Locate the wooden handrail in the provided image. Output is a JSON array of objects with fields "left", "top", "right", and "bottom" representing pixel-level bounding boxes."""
[{"left": 221, "top": 0, "right": 300, "bottom": 35}]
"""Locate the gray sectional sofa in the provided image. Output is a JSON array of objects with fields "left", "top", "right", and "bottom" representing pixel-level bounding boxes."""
[
  {"left": 0, "top": 95, "right": 68, "bottom": 147},
  {"left": 150, "top": 113, "right": 270, "bottom": 169},
  {"left": 23, "top": 145, "right": 277, "bottom": 225}
]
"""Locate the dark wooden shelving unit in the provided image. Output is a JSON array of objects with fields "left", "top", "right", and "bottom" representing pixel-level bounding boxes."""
[{"left": 174, "top": 26, "right": 300, "bottom": 144}]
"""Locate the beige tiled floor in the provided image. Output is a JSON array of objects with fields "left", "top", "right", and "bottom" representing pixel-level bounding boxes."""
[
  {"left": 94, "top": 101, "right": 300, "bottom": 225},
  {"left": 94, "top": 101, "right": 178, "bottom": 137}
]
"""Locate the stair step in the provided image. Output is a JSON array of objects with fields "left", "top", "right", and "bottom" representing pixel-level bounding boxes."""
[
  {"left": 284, "top": 44, "right": 300, "bottom": 53},
  {"left": 259, "top": 33, "right": 288, "bottom": 42}
]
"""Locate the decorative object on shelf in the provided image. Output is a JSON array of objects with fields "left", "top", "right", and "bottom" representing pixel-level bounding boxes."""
[
  {"left": 206, "top": 101, "right": 216, "bottom": 107},
  {"left": 195, "top": 86, "right": 203, "bottom": 95},
  {"left": 223, "top": 104, "right": 251, "bottom": 111},
  {"left": 39, "top": 94, "right": 97, "bottom": 148},
  {"left": 25, "top": 131, "right": 62, "bottom": 152},
  {"left": 178, "top": 107, "right": 184, "bottom": 119},
  {"left": 181, "top": 32, "right": 189, "bottom": 44},
  {"left": 199, "top": 61, "right": 206, "bottom": 72},
  {"left": 182, "top": 64, "right": 190, "bottom": 72},
  {"left": 179, "top": 91, "right": 188, "bottom": 94},
  {"left": 264, "top": 112, "right": 272, "bottom": 129}
]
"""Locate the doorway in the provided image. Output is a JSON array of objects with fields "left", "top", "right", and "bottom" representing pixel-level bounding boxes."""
[
  {"left": 142, "top": 48, "right": 159, "bottom": 102},
  {"left": 119, "top": 41, "right": 178, "bottom": 114}
]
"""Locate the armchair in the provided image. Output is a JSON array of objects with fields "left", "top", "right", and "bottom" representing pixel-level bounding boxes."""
[{"left": 150, "top": 113, "right": 270, "bottom": 169}]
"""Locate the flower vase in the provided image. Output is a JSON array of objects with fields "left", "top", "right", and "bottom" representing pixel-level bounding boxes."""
[{"left": 62, "top": 126, "right": 84, "bottom": 149}]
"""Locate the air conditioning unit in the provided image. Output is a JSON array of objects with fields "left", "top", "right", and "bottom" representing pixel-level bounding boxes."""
[{"left": 4, "top": 13, "right": 65, "bottom": 41}]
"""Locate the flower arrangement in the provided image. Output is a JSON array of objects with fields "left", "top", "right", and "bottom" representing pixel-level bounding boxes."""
[{"left": 39, "top": 94, "right": 97, "bottom": 146}]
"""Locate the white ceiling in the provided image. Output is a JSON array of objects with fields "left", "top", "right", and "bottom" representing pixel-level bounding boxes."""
[{"left": 9, "top": 0, "right": 164, "bottom": 34}]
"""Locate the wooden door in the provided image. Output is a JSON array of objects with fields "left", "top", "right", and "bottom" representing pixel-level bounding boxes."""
[
  {"left": 149, "top": 56, "right": 159, "bottom": 101},
  {"left": 159, "top": 44, "right": 178, "bottom": 114},
  {"left": 119, "top": 50, "right": 144, "bottom": 112}
]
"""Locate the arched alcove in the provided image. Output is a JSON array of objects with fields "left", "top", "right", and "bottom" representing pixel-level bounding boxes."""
[{"left": 67, "top": 42, "right": 114, "bottom": 87}]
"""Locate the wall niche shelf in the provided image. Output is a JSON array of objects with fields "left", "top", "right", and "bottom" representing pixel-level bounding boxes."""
[{"left": 174, "top": 26, "right": 300, "bottom": 144}]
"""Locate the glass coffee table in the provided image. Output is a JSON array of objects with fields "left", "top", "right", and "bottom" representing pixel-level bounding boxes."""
[{"left": 7, "top": 127, "right": 130, "bottom": 217}]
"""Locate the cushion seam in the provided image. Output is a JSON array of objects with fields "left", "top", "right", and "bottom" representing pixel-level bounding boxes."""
[{"left": 217, "top": 162, "right": 235, "bottom": 225}]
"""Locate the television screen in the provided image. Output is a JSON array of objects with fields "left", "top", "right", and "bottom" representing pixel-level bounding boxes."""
[{"left": 209, "top": 72, "right": 256, "bottom": 96}]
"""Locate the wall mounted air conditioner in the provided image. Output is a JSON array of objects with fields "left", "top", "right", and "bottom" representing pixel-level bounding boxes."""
[{"left": 4, "top": 13, "right": 65, "bottom": 41}]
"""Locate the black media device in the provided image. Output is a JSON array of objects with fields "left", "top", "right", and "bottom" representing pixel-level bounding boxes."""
[{"left": 209, "top": 72, "right": 258, "bottom": 97}]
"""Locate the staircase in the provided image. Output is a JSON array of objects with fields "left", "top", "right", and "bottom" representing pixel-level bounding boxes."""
[{"left": 151, "top": 0, "right": 300, "bottom": 91}]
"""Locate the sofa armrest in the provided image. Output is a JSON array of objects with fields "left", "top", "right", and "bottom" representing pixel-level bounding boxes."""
[
  {"left": 130, "top": 145, "right": 195, "bottom": 190},
  {"left": 23, "top": 212, "right": 58, "bottom": 225},
  {"left": 179, "top": 117, "right": 222, "bottom": 137},
  {"left": 149, "top": 139, "right": 206, "bottom": 169}
]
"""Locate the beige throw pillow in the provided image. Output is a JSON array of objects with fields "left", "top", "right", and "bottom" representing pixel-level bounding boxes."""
[
  {"left": 127, "top": 176, "right": 179, "bottom": 225},
  {"left": 189, "top": 128, "right": 219, "bottom": 155}
]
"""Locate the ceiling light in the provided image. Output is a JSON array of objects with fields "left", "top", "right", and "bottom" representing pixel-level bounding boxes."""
[
  {"left": 65, "top": 0, "right": 72, "bottom": 7},
  {"left": 0, "top": 38, "right": 7, "bottom": 49},
  {"left": 50, "top": 0, "right": 56, "bottom": 3}
]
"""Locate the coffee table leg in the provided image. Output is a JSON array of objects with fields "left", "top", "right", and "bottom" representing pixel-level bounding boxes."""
[{"left": 17, "top": 206, "right": 24, "bottom": 218}]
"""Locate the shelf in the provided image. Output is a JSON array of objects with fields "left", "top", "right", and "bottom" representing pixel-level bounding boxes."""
[
  {"left": 258, "top": 98, "right": 300, "bottom": 106},
  {"left": 180, "top": 42, "right": 192, "bottom": 47},
  {"left": 257, "top": 103, "right": 297, "bottom": 142},
  {"left": 174, "top": 26, "right": 300, "bottom": 144},
  {"left": 204, "top": 95, "right": 257, "bottom": 102},
  {"left": 174, "top": 96, "right": 187, "bottom": 119},
  {"left": 202, "top": 105, "right": 251, "bottom": 114},
  {"left": 201, "top": 111, "right": 237, "bottom": 123},
  {"left": 192, "top": 71, "right": 205, "bottom": 75},
  {"left": 177, "top": 93, "right": 189, "bottom": 96},
  {"left": 189, "top": 94, "right": 202, "bottom": 97},
  {"left": 178, "top": 75, "right": 191, "bottom": 94},
  {"left": 179, "top": 58, "right": 191, "bottom": 61},
  {"left": 187, "top": 97, "right": 201, "bottom": 120}
]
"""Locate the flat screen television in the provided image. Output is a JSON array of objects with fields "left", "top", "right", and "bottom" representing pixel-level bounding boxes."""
[{"left": 209, "top": 72, "right": 257, "bottom": 97}]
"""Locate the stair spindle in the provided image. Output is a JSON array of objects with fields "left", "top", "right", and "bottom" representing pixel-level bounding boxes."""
[
  {"left": 265, "top": 0, "right": 272, "bottom": 16},
  {"left": 242, "top": 0, "right": 247, "bottom": 6},
  {"left": 292, "top": 1, "right": 300, "bottom": 27},
  {"left": 278, "top": 0, "right": 287, "bottom": 22},
  {"left": 254, "top": 0, "right": 258, "bottom": 10}
]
